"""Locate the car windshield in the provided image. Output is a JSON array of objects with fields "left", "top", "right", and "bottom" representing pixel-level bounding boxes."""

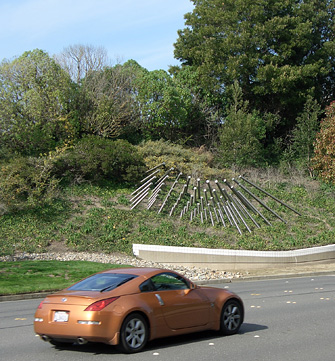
[{"left": 68, "top": 273, "right": 137, "bottom": 292}]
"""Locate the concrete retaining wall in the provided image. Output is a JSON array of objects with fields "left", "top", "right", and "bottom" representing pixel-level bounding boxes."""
[{"left": 133, "top": 244, "right": 335, "bottom": 270}]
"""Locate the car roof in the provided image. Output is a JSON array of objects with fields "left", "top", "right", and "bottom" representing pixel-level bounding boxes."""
[{"left": 101, "top": 267, "right": 170, "bottom": 277}]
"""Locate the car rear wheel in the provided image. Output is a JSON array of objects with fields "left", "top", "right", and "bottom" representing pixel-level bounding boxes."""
[
  {"left": 220, "top": 299, "right": 243, "bottom": 335},
  {"left": 118, "top": 313, "right": 148, "bottom": 353}
]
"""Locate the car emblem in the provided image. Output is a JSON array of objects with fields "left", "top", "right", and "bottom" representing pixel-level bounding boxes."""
[{"left": 61, "top": 298, "right": 67, "bottom": 302}]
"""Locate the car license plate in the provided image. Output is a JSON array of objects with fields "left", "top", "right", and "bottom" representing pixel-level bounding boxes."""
[{"left": 54, "top": 311, "right": 69, "bottom": 322}]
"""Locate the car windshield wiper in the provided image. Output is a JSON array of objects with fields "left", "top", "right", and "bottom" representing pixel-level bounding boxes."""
[{"left": 100, "top": 277, "right": 134, "bottom": 292}]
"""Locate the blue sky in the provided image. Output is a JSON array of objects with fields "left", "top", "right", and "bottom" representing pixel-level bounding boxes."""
[{"left": 0, "top": 0, "right": 194, "bottom": 71}]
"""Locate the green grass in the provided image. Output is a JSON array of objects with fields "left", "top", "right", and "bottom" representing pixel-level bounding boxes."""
[
  {"left": 0, "top": 260, "right": 130, "bottom": 295},
  {"left": 0, "top": 176, "right": 334, "bottom": 257},
  {"left": 0, "top": 175, "right": 334, "bottom": 296}
]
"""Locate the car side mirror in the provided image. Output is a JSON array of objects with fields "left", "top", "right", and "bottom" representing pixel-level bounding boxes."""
[
  {"left": 190, "top": 282, "right": 197, "bottom": 290},
  {"left": 184, "top": 283, "right": 196, "bottom": 295}
]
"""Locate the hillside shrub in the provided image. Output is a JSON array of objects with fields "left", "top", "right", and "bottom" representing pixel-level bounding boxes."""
[
  {"left": 53, "top": 136, "right": 146, "bottom": 184},
  {"left": 312, "top": 102, "right": 335, "bottom": 184},
  {"left": 137, "top": 139, "right": 234, "bottom": 180},
  {"left": 0, "top": 157, "right": 59, "bottom": 212}
]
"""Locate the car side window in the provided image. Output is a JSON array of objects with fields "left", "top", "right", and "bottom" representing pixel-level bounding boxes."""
[
  {"left": 150, "top": 272, "right": 189, "bottom": 291},
  {"left": 139, "top": 279, "right": 155, "bottom": 293}
]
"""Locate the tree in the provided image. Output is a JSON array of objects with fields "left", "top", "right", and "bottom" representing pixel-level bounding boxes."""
[
  {"left": 216, "top": 82, "right": 266, "bottom": 168},
  {"left": 54, "top": 44, "right": 109, "bottom": 84},
  {"left": 170, "top": 65, "right": 224, "bottom": 147},
  {"left": 135, "top": 69, "right": 193, "bottom": 142},
  {"left": 174, "top": 0, "right": 335, "bottom": 134},
  {"left": 290, "top": 96, "right": 321, "bottom": 174},
  {"left": 312, "top": 102, "right": 335, "bottom": 184},
  {"left": 0, "top": 49, "right": 76, "bottom": 156},
  {"left": 80, "top": 61, "right": 142, "bottom": 139}
]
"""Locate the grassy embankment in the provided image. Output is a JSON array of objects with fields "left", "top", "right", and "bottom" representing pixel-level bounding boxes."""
[
  {"left": 1, "top": 170, "right": 334, "bottom": 295},
  {"left": 0, "top": 261, "right": 128, "bottom": 295}
]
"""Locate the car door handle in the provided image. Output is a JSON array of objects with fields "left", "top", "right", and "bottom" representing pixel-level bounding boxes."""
[{"left": 155, "top": 294, "right": 165, "bottom": 306}]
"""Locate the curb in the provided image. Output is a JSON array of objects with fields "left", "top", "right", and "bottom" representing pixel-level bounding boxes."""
[
  {"left": 133, "top": 244, "right": 335, "bottom": 270},
  {"left": 196, "top": 269, "right": 335, "bottom": 285},
  {"left": 0, "top": 292, "right": 50, "bottom": 303}
]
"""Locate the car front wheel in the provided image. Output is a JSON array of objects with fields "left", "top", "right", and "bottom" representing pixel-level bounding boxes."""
[
  {"left": 118, "top": 313, "right": 148, "bottom": 353},
  {"left": 220, "top": 299, "right": 243, "bottom": 335}
]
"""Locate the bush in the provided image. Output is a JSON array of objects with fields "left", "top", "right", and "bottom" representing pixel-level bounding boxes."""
[
  {"left": 216, "top": 82, "right": 267, "bottom": 168},
  {"left": 54, "top": 136, "right": 146, "bottom": 184},
  {"left": 137, "top": 139, "right": 234, "bottom": 180},
  {"left": 0, "top": 157, "right": 59, "bottom": 213},
  {"left": 312, "top": 102, "right": 335, "bottom": 184}
]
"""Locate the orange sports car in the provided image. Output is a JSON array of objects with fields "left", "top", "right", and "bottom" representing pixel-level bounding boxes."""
[{"left": 34, "top": 267, "right": 244, "bottom": 353}]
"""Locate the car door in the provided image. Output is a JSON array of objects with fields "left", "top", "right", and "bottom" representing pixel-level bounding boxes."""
[{"left": 149, "top": 272, "right": 211, "bottom": 330}]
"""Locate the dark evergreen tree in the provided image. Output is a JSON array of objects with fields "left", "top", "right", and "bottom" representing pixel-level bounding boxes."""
[{"left": 174, "top": 0, "right": 335, "bottom": 138}]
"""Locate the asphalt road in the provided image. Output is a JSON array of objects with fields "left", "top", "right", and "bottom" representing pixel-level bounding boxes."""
[{"left": 1, "top": 275, "right": 335, "bottom": 361}]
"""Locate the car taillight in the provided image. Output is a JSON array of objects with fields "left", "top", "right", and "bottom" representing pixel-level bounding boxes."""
[
  {"left": 84, "top": 297, "right": 119, "bottom": 311},
  {"left": 37, "top": 301, "right": 44, "bottom": 309}
]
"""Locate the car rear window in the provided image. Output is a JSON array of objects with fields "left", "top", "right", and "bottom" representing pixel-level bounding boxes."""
[{"left": 68, "top": 273, "right": 137, "bottom": 292}]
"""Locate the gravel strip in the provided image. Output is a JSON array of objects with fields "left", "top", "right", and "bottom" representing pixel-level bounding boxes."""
[{"left": 0, "top": 252, "right": 242, "bottom": 282}]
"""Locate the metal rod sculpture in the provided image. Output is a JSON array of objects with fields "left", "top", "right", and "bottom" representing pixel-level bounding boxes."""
[
  {"left": 130, "top": 163, "right": 301, "bottom": 234},
  {"left": 238, "top": 176, "right": 301, "bottom": 216}
]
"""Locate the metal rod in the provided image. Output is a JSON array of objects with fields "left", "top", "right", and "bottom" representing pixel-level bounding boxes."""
[
  {"left": 213, "top": 206, "right": 220, "bottom": 223},
  {"left": 208, "top": 204, "right": 215, "bottom": 226},
  {"left": 185, "top": 176, "right": 191, "bottom": 193},
  {"left": 169, "top": 184, "right": 187, "bottom": 216},
  {"left": 193, "top": 187, "right": 197, "bottom": 202},
  {"left": 204, "top": 189, "right": 209, "bottom": 204},
  {"left": 226, "top": 204, "right": 242, "bottom": 235},
  {"left": 228, "top": 200, "right": 240, "bottom": 224},
  {"left": 230, "top": 186, "right": 258, "bottom": 214},
  {"left": 190, "top": 194, "right": 195, "bottom": 206},
  {"left": 138, "top": 170, "right": 159, "bottom": 185},
  {"left": 154, "top": 167, "right": 174, "bottom": 187},
  {"left": 231, "top": 200, "right": 252, "bottom": 233},
  {"left": 220, "top": 197, "right": 233, "bottom": 226},
  {"left": 231, "top": 194, "right": 248, "bottom": 218},
  {"left": 197, "top": 178, "right": 201, "bottom": 200},
  {"left": 206, "top": 180, "right": 215, "bottom": 199},
  {"left": 169, "top": 205, "right": 175, "bottom": 217},
  {"left": 204, "top": 208, "right": 208, "bottom": 221},
  {"left": 130, "top": 182, "right": 152, "bottom": 204},
  {"left": 238, "top": 176, "right": 301, "bottom": 216},
  {"left": 216, "top": 203, "right": 226, "bottom": 227},
  {"left": 233, "top": 187, "right": 272, "bottom": 226},
  {"left": 215, "top": 180, "right": 230, "bottom": 202},
  {"left": 150, "top": 175, "right": 169, "bottom": 199},
  {"left": 217, "top": 185, "right": 239, "bottom": 225},
  {"left": 132, "top": 175, "right": 157, "bottom": 195},
  {"left": 234, "top": 195, "right": 261, "bottom": 228},
  {"left": 158, "top": 172, "right": 182, "bottom": 213},
  {"left": 145, "top": 162, "right": 165, "bottom": 174},
  {"left": 147, "top": 188, "right": 162, "bottom": 209},
  {"left": 148, "top": 181, "right": 165, "bottom": 204},
  {"left": 131, "top": 191, "right": 149, "bottom": 210},
  {"left": 233, "top": 178, "right": 286, "bottom": 223},
  {"left": 223, "top": 178, "right": 232, "bottom": 188}
]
